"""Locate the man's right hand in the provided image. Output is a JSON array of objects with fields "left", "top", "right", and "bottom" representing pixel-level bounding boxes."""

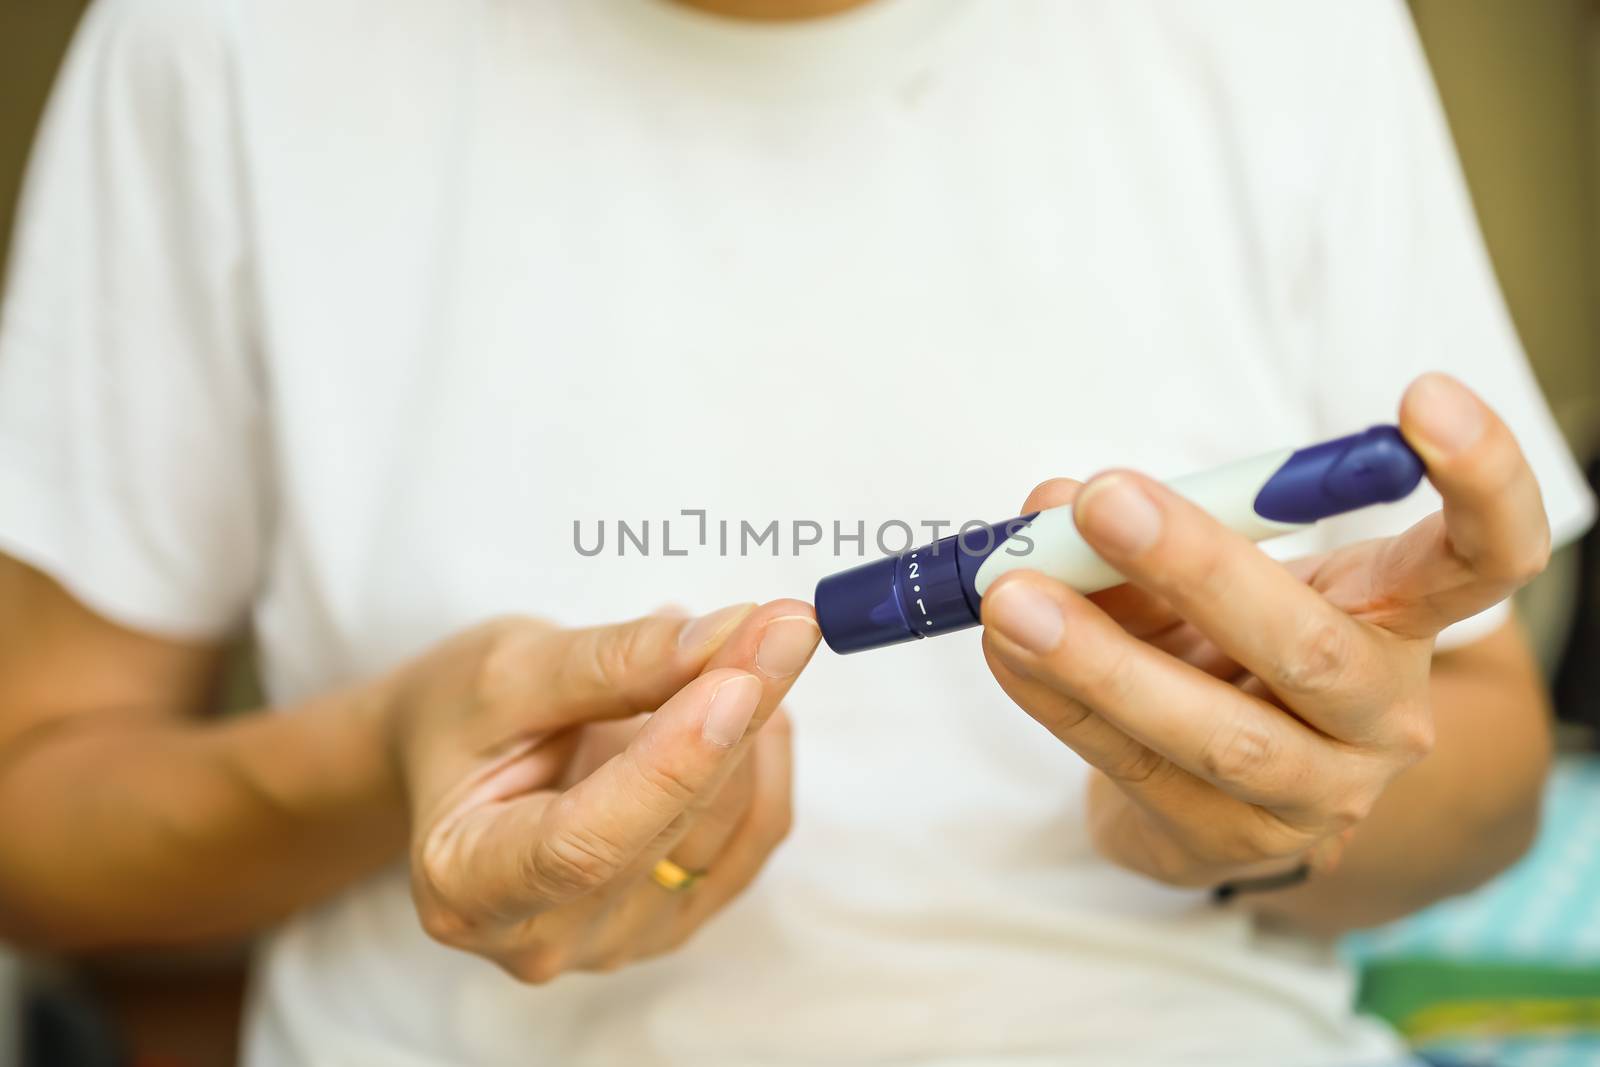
[{"left": 382, "top": 600, "right": 819, "bottom": 983}]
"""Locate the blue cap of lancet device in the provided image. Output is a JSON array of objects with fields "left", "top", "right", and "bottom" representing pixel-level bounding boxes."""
[
  {"left": 1252, "top": 425, "right": 1424, "bottom": 523},
  {"left": 815, "top": 555, "right": 915, "bottom": 654},
  {"left": 815, "top": 518, "right": 1036, "bottom": 654}
]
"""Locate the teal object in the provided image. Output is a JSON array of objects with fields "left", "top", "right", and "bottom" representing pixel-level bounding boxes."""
[
  {"left": 1347, "top": 757, "right": 1600, "bottom": 967},
  {"left": 1344, "top": 756, "right": 1600, "bottom": 1066}
]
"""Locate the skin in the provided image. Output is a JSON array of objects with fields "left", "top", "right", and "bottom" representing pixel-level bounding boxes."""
[
  {"left": 0, "top": 576, "right": 822, "bottom": 981},
  {"left": 983, "top": 373, "right": 1554, "bottom": 933}
]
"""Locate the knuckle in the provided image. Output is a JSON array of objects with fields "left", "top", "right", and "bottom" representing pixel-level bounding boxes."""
[
  {"left": 570, "top": 619, "right": 662, "bottom": 710},
  {"left": 415, "top": 899, "right": 474, "bottom": 946},
  {"left": 1504, "top": 529, "right": 1552, "bottom": 585},
  {"left": 1319, "top": 784, "right": 1380, "bottom": 833},
  {"left": 628, "top": 748, "right": 703, "bottom": 810},
  {"left": 1392, "top": 707, "right": 1436, "bottom": 762},
  {"left": 504, "top": 947, "right": 569, "bottom": 986},
  {"left": 590, "top": 626, "right": 640, "bottom": 694},
  {"left": 412, "top": 840, "right": 479, "bottom": 943},
  {"left": 473, "top": 619, "right": 543, "bottom": 709},
  {"left": 1106, "top": 743, "right": 1168, "bottom": 787},
  {"left": 1198, "top": 716, "right": 1279, "bottom": 785},
  {"left": 414, "top": 837, "right": 452, "bottom": 898},
  {"left": 1035, "top": 695, "right": 1096, "bottom": 737},
  {"left": 1274, "top": 619, "right": 1353, "bottom": 697},
  {"left": 525, "top": 823, "right": 625, "bottom": 899}
]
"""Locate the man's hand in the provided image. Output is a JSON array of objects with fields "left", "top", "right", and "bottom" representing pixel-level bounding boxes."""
[
  {"left": 386, "top": 600, "right": 819, "bottom": 982},
  {"left": 981, "top": 374, "right": 1551, "bottom": 889}
]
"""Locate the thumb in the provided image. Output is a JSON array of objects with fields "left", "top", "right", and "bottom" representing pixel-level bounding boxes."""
[
  {"left": 433, "top": 669, "right": 765, "bottom": 918},
  {"left": 529, "top": 603, "right": 756, "bottom": 725}
]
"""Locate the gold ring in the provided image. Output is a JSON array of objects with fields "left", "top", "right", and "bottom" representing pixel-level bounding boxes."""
[{"left": 650, "top": 858, "right": 705, "bottom": 893}]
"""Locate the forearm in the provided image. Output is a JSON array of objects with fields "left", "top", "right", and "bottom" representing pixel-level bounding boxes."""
[
  {"left": 0, "top": 681, "right": 406, "bottom": 951},
  {"left": 1253, "top": 621, "right": 1551, "bottom": 934}
]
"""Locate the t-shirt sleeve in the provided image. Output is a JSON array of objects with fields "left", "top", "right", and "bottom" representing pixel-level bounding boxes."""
[
  {"left": 0, "top": 0, "right": 266, "bottom": 640},
  {"left": 1302, "top": 0, "right": 1596, "bottom": 649}
]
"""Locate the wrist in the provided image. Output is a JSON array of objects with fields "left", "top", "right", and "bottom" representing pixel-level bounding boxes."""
[
  {"left": 353, "top": 670, "right": 410, "bottom": 816},
  {"left": 349, "top": 655, "right": 402, "bottom": 784},
  {"left": 258, "top": 674, "right": 409, "bottom": 835}
]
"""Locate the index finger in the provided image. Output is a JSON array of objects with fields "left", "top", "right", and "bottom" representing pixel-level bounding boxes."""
[
  {"left": 520, "top": 668, "right": 764, "bottom": 909},
  {"left": 498, "top": 603, "right": 818, "bottom": 914},
  {"left": 1364, "top": 373, "right": 1552, "bottom": 637},
  {"left": 1070, "top": 470, "right": 1388, "bottom": 732},
  {"left": 1022, "top": 477, "right": 1191, "bottom": 642},
  {"left": 524, "top": 603, "right": 756, "bottom": 724}
]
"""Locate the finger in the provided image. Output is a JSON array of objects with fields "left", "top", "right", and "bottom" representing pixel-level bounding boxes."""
[
  {"left": 558, "top": 714, "right": 647, "bottom": 790},
  {"left": 529, "top": 603, "right": 756, "bottom": 724},
  {"left": 455, "top": 668, "right": 765, "bottom": 917},
  {"left": 445, "top": 601, "right": 817, "bottom": 919},
  {"left": 1403, "top": 374, "right": 1552, "bottom": 589},
  {"left": 1148, "top": 623, "right": 1244, "bottom": 680},
  {"left": 1361, "top": 373, "right": 1551, "bottom": 636},
  {"left": 981, "top": 636, "right": 1170, "bottom": 786},
  {"left": 573, "top": 599, "right": 815, "bottom": 890},
  {"left": 615, "top": 603, "right": 815, "bottom": 872},
  {"left": 1084, "top": 769, "right": 1310, "bottom": 887},
  {"left": 1022, "top": 477, "right": 1197, "bottom": 642},
  {"left": 667, "top": 743, "right": 757, "bottom": 872},
  {"left": 566, "top": 711, "right": 796, "bottom": 973},
  {"left": 700, "top": 599, "right": 820, "bottom": 740},
  {"left": 511, "top": 602, "right": 817, "bottom": 913},
  {"left": 1088, "top": 582, "right": 1199, "bottom": 645},
  {"left": 672, "top": 708, "right": 795, "bottom": 938},
  {"left": 1070, "top": 469, "right": 1391, "bottom": 730},
  {"left": 982, "top": 571, "right": 1353, "bottom": 814},
  {"left": 1021, "top": 477, "right": 1083, "bottom": 514}
]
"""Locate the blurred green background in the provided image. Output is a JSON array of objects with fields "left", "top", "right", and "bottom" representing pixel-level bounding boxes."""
[{"left": 1, "top": 3, "right": 1598, "bottom": 1067}]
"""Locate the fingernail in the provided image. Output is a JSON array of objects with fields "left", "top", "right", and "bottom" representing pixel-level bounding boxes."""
[
  {"left": 1075, "top": 475, "right": 1163, "bottom": 557},
  {"left": 985, "top": 581, "right": 1064, "bottom": 655},
  {"left": 755, "top": 616, "right": 821, "bottom": 678},
  {"left": 1410, "top": 373, "right": 1484, "bottom": 455},
  {"left": 678, "top": 603, "right": 755, "bottom": 651},
  {"left": 703, "top": 673, "right": 762, "bottom": 747}
]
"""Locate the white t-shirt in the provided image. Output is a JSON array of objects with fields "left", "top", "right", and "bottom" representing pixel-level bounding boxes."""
[{"left": 1, "top": 1, "right": 1593, "bottom": 1064}]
